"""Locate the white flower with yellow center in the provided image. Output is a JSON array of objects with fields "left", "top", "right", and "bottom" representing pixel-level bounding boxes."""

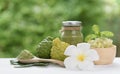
[{"left": 64, "top": 43, "right": 99, "bottom": 70}]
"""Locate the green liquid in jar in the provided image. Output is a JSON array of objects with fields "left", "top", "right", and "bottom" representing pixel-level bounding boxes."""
[{"left": 61, "top": 30, "right": 83, "bottom": 45}]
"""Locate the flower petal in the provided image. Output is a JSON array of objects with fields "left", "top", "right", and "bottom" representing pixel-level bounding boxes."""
[
  {"left": 64, "top": 45, "right": 77, "bottom": 56},
  {"left": 78, "top": 60, "right": 94, "bottom": 70},
  {"left": 64, "top": 57, "right": 79, "bottom": 70},
  {"left": 77, "top": 43, "right": 90, "bottom": 51},
  {"left": 86, "top": 49, "right": 99, "bottom": 61},
  {"left": 64, "top": 43, "right": 99, "bottom": 71}
]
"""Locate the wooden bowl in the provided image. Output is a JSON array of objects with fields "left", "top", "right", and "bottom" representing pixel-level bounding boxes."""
[{"left": 93, "top": 45, "right": 116, "bottom": 65}]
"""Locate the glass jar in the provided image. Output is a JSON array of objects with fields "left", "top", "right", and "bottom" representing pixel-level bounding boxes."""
[{"left": 60, "top": 21, "right": 83, "bottom": 45}]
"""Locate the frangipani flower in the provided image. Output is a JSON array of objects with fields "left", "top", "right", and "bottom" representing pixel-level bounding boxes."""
[{"left": 64, "top": 43, "right": 99, "bottom": 70}]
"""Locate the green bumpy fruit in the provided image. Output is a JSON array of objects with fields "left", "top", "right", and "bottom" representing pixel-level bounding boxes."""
[
  {"left": 51, "top": 38, "right": 69, "bottom": 61},
  {"left": 36, "top": 36, "right": 53, "bottom": 59}
]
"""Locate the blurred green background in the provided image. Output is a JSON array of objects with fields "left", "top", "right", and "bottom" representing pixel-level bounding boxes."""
[{"left": 0, "top": 0, "right": 120, "bottom": 57}]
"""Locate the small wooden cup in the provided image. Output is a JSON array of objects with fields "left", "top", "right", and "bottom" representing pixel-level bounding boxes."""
[{"left": 93, "top": 45, "right": 116, "bottom": 65}]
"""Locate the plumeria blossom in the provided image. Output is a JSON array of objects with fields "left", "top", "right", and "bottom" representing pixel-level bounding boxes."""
[{"left": 64, "top": 43, "right": 99, "bottom": 70}]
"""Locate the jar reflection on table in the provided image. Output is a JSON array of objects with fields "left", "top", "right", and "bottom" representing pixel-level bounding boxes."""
[{"left": 60, "top": 21, "right": 83, "bottom": 45}]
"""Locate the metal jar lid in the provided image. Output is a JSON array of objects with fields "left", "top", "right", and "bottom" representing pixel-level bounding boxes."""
[{"left": 62, "top": 21, "right": 81, "bottom": 27}]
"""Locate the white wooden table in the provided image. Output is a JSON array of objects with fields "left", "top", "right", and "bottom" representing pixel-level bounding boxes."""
[{"left": 0, "top": 58, "right": 120, "bottom": 74}]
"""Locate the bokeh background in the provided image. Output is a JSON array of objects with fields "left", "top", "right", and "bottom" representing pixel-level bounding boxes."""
[{"left": 0, "top": 0, "right": 120, "bottom": 57}]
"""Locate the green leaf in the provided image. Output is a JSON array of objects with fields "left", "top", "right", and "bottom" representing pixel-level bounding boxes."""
[
  {"left": 85, "top": 34, "right": 97, "bottom": 42},
  {"left": 101, "top": 31, "right": 114, "bottom": 38},
  {"left": 92, "top": 25, "right": 100, "bottom": 34},
  {"left": 10, "top": 60, "right": 49, "bottom": 68}
]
